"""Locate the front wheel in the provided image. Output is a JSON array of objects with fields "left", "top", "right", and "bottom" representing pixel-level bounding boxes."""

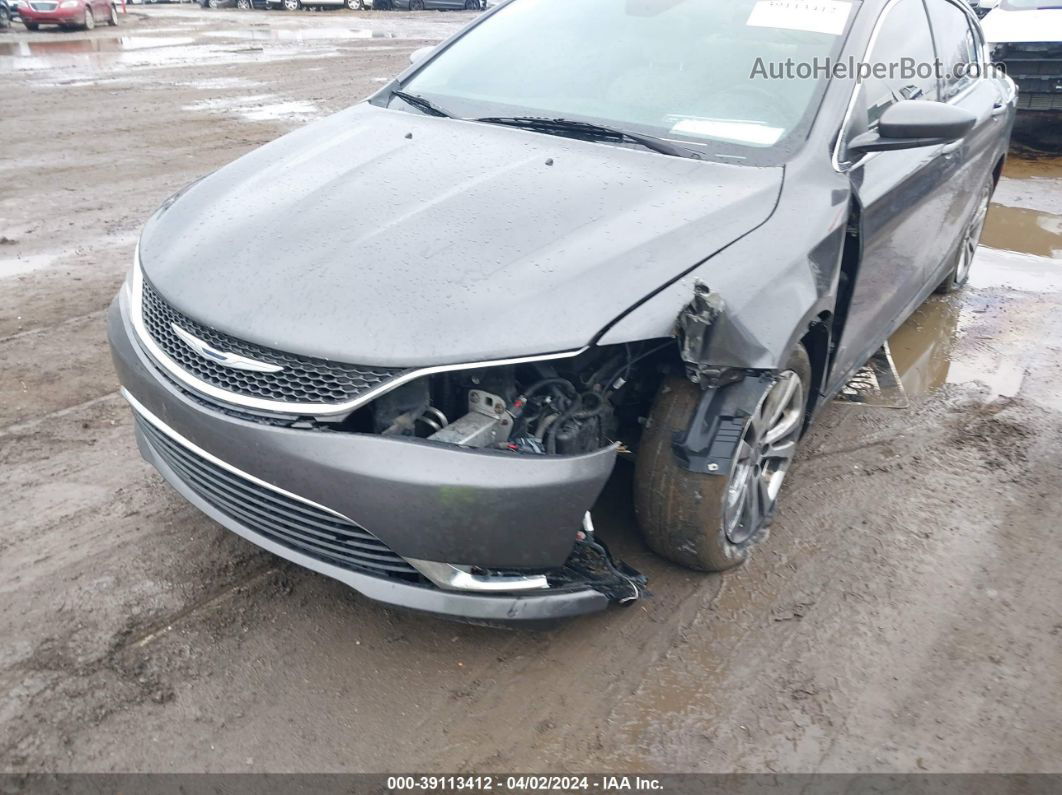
[
  {"left": 409, "top": 0, "right": 423, "bottom": 8},
  {"left": 282, "top": 0, "right": 299, "bottom": 9},
  {"left": 634, "top": 345, "right": 811, "bottom": 572},
  {"left": 25, "top": 20, "right": 40, "bottom": 28},
  {"left": 463, "top": 0, "right": 478, "bottom": 7},
  {"left": 82, "top": 5, "right": 94, "bottom": 28},
  {"left": 236, "top": 0, "right": 251, "bottom": 8},
  {"left": 107, "top": 3, "right": 118, "bottom": 24}
]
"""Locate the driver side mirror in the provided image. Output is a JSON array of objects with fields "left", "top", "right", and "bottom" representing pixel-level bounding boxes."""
[
  {"left": 848, "top": 100, "right": 977, "bottom": 154},
  {"left": 409, "top": 46, "right": 435, "bottom": 65}
]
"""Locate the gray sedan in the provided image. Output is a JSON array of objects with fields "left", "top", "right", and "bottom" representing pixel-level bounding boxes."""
[{"left": 108, "top": 0, "right": 1014, "bottom": 624}]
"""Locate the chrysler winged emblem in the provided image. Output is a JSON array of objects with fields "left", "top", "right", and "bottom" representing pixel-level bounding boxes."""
[{"left": 170, "top": 323, "right": 284, "bottom": 374}]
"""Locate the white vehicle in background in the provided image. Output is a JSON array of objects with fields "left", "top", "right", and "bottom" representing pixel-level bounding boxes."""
[{"left": 981, "top": 0, "right": 1062, "bottom": 113}]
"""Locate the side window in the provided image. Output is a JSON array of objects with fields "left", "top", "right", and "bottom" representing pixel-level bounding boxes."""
[
  {"left": 860, "top": 0, "right": 938, "bottom": 126},
  {"left": 926, "top": 0, "right": 980, "bottom": 100}
]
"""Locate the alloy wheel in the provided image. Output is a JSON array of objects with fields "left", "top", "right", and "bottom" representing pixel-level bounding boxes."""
[
  {"left": 84, "top": 6, "right": 94, "bottom": 28},
  {"left": 283, "top": 0, "right": 299, "bottom": 9},
  {"left": 109, "top": 3, "right": 118, "bottom": 23},
  {"left": 955, "top": 183, "right": 992, "bottom": 286},
  {"left": 722, "top": 370, "right": 805, "bottom": 545}
]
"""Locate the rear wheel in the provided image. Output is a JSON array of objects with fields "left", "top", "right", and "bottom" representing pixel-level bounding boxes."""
[
  {"left": 0, "top": 7, "right": 10, "bottom": 27},
  {"left": 107, "top": 3, "right": 118, "bottom": 24},
  {"left": 236, "top": 0, "right": 251, "bottom": 8},
  {"left": 463, "top": 0, "right": 478, "bottom": 7},
  {"left": 634, "top": 345, "right": 811, "bottom": 571},
  {"left": 936, "top": 176, "right": 993, "bottom": 294},
  {"left": 409, "top": 0, "right": 423, "bottom": 8},
  {"left": 282, "top": 0, "right": 299, "bottom": 9},
  {"left": 83, "top": 5, "right": 94, "bottom": 28}
]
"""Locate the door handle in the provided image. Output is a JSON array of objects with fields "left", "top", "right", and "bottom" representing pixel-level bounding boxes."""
[{"left": 941, "top": 141, "right": 962, "bottom": 156}]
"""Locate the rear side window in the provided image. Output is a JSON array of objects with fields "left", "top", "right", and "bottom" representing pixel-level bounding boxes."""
[
  {"left": 926, "top": 0, "right": 980, "bottom": 100},
  {"left": 861, "top": 0, "right": 938, "bottom": 126}
]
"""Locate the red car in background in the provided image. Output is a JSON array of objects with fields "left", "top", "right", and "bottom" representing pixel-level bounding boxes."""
[{"left": 19, "top": 0, "right": 117, "bottom": 29}]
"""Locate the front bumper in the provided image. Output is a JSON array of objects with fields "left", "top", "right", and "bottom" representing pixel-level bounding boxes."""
[{"left": 108, "top": 289, "right": 619, "bottom": 622}]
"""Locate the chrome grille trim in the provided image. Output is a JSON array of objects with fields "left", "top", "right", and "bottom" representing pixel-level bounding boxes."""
[{"left": 127, "top": 247, "right": 586, "bottom": 417}]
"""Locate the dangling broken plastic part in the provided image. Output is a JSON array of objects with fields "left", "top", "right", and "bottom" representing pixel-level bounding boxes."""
[{"left": 556, "top": 512, "right": 647, "bottom": 604}]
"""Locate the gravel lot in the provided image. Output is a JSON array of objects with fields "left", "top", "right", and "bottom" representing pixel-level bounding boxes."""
[{"left": 2, "top": 6, "right": 1061, "bottom": 774}]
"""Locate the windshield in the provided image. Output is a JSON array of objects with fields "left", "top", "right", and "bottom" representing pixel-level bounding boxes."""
[
  {"left": 396, "top": 0, "right": 854, "bottom": 160},
  {"left": 1000, "top": 0, "right": 1062, "bottom": 8}
]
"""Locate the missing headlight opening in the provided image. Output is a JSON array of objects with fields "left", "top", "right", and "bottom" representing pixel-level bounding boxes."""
[{"left": 352, "top": 341, "right": 678, "bottom": 458}]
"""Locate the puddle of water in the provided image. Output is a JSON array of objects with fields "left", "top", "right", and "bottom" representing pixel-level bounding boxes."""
[
  {"left": 0, "top": 252, "right": 57, "bottom": 280},
  {"left": 887, "top": 245, "right": 1060, "bottom": 402},
  {"left": 175, "top": 76, "right": 264, "bottom": 91},
  {"left": 982, "top": 204, "right": 1062, "bottom": 259},
  {"left": 183, "top": 94, "right": 320, "bottom": 123},
  {"left": 0, "top": 35, "right": 194, "bottom": 57},
  {"left": 202, "top": 27, "right": 397, "bottom": 41}
]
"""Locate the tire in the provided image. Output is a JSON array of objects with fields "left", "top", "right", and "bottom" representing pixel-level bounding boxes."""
[
  {"left": 463, "top": 0, "right": 477, "bottom": 8},
  {"left": 108, "top": 3, "right": 118, "bottom": 24},
  {"left": 634, "top": 345, "right": 812, "bottom": 572},
  {"left": 346, "top": 0, "right": 364, "bottom": 8},
  {"left": 236, "top": 0, "right": 250, "bottom": 8},
  {"left": 25, "top": 20, "right": 39, "bottom": 28},
  {"left": 83, "top": 5, "right": 94, "bottom": 28},
  {"left": 409, "top": 0, "right": 423, "bottom": 8},
  {"left": 282, "top": 0, "right": 299, "bottom": 9},
  {"left": 0, "top": 8, "right": 9, "bottom": 28},
  {"left": 936, "top": 175, "right": 993, "bottom": 294}
]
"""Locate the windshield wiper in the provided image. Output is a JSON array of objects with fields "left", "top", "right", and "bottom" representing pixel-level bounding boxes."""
[
  {"left": 391, "top": 89, "right": 455, "bottom": 118},
  {"left": 475, "top": 116, "right": 702, "bottom": 159}
]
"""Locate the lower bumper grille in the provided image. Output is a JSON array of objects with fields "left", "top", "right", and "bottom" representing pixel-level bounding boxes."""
[{"left": 135, "top": 415, "right": 420, "bottom": 580}]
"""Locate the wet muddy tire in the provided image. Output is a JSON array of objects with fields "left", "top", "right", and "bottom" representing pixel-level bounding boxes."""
[
  {"left": 634, "top": 345, "right": 811, "bottom": 572},
  {"left": 82, "top": 6, "right": 94, "bottom": 28},
  {"left": 108, "top": 3, "right": 118, "bottom": 24},
  {"left": 936, "top": 176, "right": 993, "bottom": 294}
]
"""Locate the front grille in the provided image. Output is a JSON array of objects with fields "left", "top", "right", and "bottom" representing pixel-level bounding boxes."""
[
  {"left": 136, "top": 415, "right": 421, "bottom": 580},
  {"left": 996, "top": 42, "right": 1062, "bottom": 112},
  {"left": 139, "top": 278, "right": 404, "bottom": 407}
]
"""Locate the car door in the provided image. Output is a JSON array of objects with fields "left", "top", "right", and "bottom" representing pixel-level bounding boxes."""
[
  {"left": 923, "top": 0, "right": 1003, "bottom": 283},
  {"left": 830, "top": 0, "right": 964, "bottom": 389}
]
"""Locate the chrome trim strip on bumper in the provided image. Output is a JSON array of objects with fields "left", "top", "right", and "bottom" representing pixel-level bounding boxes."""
[
  {"left": 128, "top": 247, "right": 586, "bottom": 418},
  {"left": 124, "top": 386, "right": 562, "bottom": 596}
]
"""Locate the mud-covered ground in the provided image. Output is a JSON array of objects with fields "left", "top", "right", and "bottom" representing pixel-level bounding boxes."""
[{"left": 2, "top": 7, "right": 1061, "bottom": 774}]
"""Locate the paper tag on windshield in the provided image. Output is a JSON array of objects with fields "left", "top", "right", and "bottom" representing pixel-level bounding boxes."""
[{"left": 747, "top": 0, "right": 852, "bottom": 36}]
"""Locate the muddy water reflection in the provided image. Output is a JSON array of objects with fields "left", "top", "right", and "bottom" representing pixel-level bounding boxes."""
[
  {"left": 982, "top": 205, "right": 1062, "bottom": 258},
  {"left": 886, "top": 152, "right": 1061, "bottom": 400}
]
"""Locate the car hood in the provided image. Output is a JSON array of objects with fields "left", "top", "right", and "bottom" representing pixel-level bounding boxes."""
[
  {"left": 140, "top": 103, "right": 783, "bottom": 367},
  {"left": 983, "top": 8, "right": 1062, "bottom": 42}
]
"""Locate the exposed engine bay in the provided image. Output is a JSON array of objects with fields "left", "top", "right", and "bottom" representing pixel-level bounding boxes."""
[{"left": 348, "top": 340, "right": 677, "bottom": 458}]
